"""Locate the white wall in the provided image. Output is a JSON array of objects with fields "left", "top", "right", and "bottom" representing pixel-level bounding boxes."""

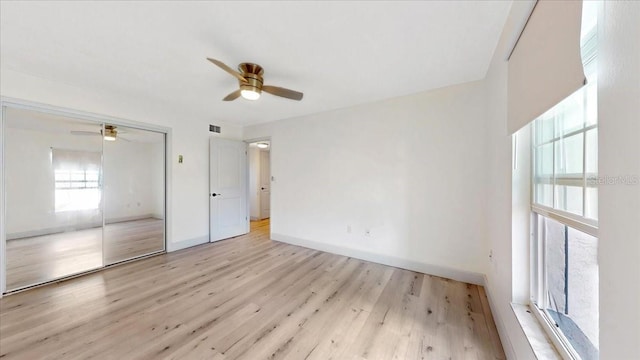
[
  {"left": 0, "top": 68, "right": 243, "bottom": 254},
  {"left": 598, "top": 1, "right": 640, "bottom": 358},
  {"left": 244, "top": 80, "right": 489, "bottom": 282},
  {"left": 103, "top": 137, "right": 164, "bottom": 222}
]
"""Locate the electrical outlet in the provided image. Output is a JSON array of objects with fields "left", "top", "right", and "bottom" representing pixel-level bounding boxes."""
[
  {"left": 489, "top": 250, "right": 493, "bottom": 262},
  {"left": 347, "top": 225, "right": 352, "bottom": 234},
  {"left": 365, "top": 229, "right": 371, "bottom": 236}
]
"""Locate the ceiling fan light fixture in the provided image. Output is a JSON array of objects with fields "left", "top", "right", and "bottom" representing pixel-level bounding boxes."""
[
  {"left": 240, "top": 88, "right": 261, "bottom": 101},
  {"left": 104, "top": 125, "right": 117, "bottom": 141},
  {"left": 208, "top": 58, "right": 302, "bottom": 101}
]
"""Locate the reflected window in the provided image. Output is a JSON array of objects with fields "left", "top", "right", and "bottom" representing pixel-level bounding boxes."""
[{"left": 52, "top": 149, "right": 102, "bottom": 212}]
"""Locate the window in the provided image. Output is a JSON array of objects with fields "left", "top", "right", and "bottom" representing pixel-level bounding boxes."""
[
  {"left": 530, "top": 4, "right": 598, "bottom": 360},
  {"left": 532, "top": 27, "right": 598, "bottom": 224},
  {"left": 52, "top": 149, "right": 102, "bottom": 212},
  {"left": 531, "top": 214, "right": 598, "bottom": 360}
]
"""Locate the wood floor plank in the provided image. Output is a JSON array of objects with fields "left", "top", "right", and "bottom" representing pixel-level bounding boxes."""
[{"left": 0, "top": 219, "right": 505, "bottom": 359}]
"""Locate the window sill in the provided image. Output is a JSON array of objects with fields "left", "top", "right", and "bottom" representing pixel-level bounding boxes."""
[{"left": 511, "top": 303, "right": 563, "bottom": 359}]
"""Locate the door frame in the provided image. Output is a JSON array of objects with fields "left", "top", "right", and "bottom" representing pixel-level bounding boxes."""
[{"left": 0, "top": 97, "right": 172, "bottom": 296}]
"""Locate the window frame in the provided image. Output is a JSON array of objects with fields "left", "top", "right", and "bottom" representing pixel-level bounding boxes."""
[{"left": 528, "top": 21, "right": 599, "bottom": 360}]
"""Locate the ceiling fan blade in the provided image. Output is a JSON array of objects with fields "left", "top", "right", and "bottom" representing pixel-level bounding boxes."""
[
  {"left": 207, "top": 58, "right": 247, "bottom": 83},
  {"left": 70, "top": 131, "right": 101, "bottom": 136},
  {"left": 223, "top": 89, "right": 242, "bottom": 101},
  {"left": 262, "top": 85, "right": 304, "bottom": 101}
]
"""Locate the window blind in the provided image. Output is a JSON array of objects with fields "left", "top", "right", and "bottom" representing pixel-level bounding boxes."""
[
  {"left": 507, "top": 0, "right": 586, "bottom": 135},
  {"left": 51, "top": 148, "right": 102, "bottom": 171}
]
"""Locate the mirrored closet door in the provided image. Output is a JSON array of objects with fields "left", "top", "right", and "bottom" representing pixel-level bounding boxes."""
[
  {"left": 103, "top": 125, "right": 165, "bottom": 265},
  {"left": 2, "top": 105, "right": 166, "bottom": 292},
  {"left": 4, "top": 107, "right": 105, "bottom": 290}
]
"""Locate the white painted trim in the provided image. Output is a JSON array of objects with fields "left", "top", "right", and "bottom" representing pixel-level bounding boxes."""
[
  {"left": 0, "top": 97, "right": 171, "bottom": 134},
  {"left": 272, "top": 232, "right": 485, "bottom": 285},
  {"left": 0, "top": 105, "right": 6, "bottom": 297},
  {"left": 529, "top": 302, "right": 579, "bottom": 360},
  {"left": 482, "top": 276, "right": 517, "bottom": 359},
  {"left": 167, "top": 235, "right": 208, "bottom": 252}
]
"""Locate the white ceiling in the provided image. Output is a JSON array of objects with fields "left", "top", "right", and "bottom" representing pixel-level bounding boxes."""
[{"left": 0, "top": 1, "right": 511, "bottom": 127}]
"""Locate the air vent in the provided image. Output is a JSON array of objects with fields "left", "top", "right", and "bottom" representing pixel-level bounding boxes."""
[{"left": 209, "top": 125, "right": 221, "bottom": 133}]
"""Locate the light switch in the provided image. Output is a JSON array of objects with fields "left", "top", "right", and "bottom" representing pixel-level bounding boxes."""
[{"left": 178, "top": 155, "right": 183, "bottom": 163}]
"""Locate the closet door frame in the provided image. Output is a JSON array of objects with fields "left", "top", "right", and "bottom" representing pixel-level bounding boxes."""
[{"left": 0, "top": 97, "right": 171, "bottom": 296}]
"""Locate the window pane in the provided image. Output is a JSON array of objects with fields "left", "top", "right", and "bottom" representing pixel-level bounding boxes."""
[
  {"left": 536, "top": 143, "right": 554, "bottom": 177},
  {"left": 544, "top": 217, "right": 566, "bottom": 314},
  {"left": 70, "top": 171, "right": 85, "bottom": 181},
  {"left": 535, "top": 184, "right": 553, "bottom": 208},
  {"left": 555, "top": 133, "right": 584, "bottom": 176},
  {"left": 544, "top": 218, "right": 599, "bottom": 360},
  {"left": 70, "top": 181, "right": 86, "bottom": 189},
  {"left": 86, "top": 171, "right": 99, "bottom": 181},
  {"left": 556, "top": 90, "right": 585, "bottom": 136},
  {"left": 536, "top": 114, "right": 555, "bottom": 145},
  {"left": 585, "top": 128, "right": 597, "bottom": 175},
  {"left": 555, "top": 185, "right": 583, "bottom": 216},
  {"left": 55, "top": 182, "right": 71, "bottom": 189},
  {"left": 55, "top": 170, "right": 70, "bottom": 181}
]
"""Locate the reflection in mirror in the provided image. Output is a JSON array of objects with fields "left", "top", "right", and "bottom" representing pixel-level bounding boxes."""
[
  {"left": 4, "top": 106, "right": 104, "bottom": 290},
  {"left": 103, "top": 125, "right": 165, "bottom": 265}
]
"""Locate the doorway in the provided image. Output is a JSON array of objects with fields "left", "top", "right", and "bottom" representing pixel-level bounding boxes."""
[{"left": 248, "top": 141, "right": 270, "bottom": 232}]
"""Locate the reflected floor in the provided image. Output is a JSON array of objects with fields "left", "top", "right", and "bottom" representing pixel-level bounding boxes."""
[{"left": 6, "top": 218, "right": 164, "bottom": 290}]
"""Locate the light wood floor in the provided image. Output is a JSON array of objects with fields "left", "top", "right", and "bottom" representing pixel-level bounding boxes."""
[
  {"left": 6, "top": 218, "right": 164, "bottom": 290},
  {"left": 0, "top": 219, "right": 505, "bottom": 359}
]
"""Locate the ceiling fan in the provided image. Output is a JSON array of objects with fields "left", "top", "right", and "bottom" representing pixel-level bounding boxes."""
[
  {"left": 71, "top": 125, "right": 130, "bottom": 142},
  {"left": 207, "top": 58, "right": 304, "bottom": 101}
]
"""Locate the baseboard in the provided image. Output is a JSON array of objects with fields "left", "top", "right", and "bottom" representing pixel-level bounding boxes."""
[
  {"left": 482, "top": 275, "right": 517, "bottom": 360},
  {"left": 167, "top": 235, "right": 208, "bottom": 252},
  {"left": 271, "top": 233, "right": 485, "bottom": 285},
  {"left": 6, "top": 215, "right": 162, "bottom": 240},
  {"left": 105, "top": 214, "right": 158, "bottom": 224},
  {"left": 7, "top": 222, "right": 102, "bottom": 240}
]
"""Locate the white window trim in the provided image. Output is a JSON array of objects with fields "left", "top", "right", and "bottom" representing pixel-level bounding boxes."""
[
  {"left": 527, "top": 15, "right": 599, "bottom": 360},
  {"left": 529, "top": 301, "right": 581, "bottom": 360},
  {"left": 531, "top": 205, "right": 597, "bottom": 238}
]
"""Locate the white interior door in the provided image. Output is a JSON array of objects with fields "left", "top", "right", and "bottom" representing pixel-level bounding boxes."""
[
  {"left": 210, "top": 138, "right": 248, "bottom": 242},
  {"left": 259, "top": 150, "right": 270, "bottom": 219}
]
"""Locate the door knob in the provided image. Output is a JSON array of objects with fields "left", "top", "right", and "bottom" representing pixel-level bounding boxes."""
[
  {"left": 211, "top": 193, "right": 221, "bottom": 197},
  {"left": 261, "top": 187, "right": 265, "bottom": 190}
]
